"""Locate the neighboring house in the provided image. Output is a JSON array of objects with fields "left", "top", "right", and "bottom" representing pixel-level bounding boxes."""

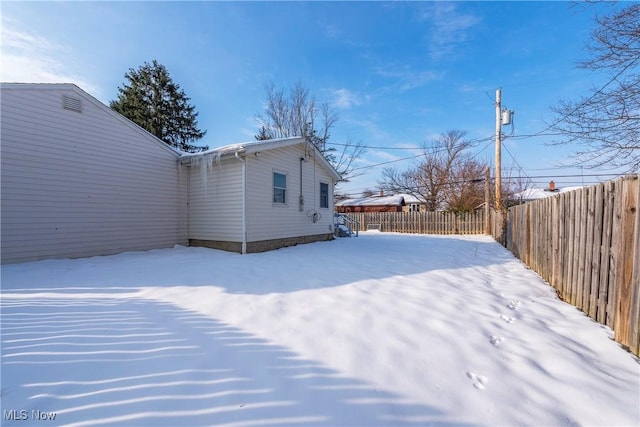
[
  {"left": 513, "top": 181, "right": 582, "bottom": 204},
  {"left": 400, "top": 194, "right": 427, "bottom": 212},
  {"left": 0, "top": 83, "right": 340, "bottom": 264},
  {"left": 336, "top": 193, "right": 425, "bottom": 213}
]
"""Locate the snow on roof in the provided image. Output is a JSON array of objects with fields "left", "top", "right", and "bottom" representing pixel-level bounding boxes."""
[
  {"left": 515, "top": 186, "right": 583, "bottom": 200},
  {"left": 178, "top": 136, "right": 306, "bottom": 157},
  {"left": 180, "top": 136, "right": 341, "bottom": 181},
  {"left": 336, "top": 194, "right": 425, "bottom": 207}
]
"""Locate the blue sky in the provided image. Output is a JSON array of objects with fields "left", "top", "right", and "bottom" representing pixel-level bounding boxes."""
[{"left": 1, "top": 1, "right": 628, "bottom": 196}]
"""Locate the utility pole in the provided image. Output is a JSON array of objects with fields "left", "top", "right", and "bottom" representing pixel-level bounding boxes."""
[
  {"left": 484, "top": 166, "right": 490, "bottom": 235},
  {"left": 495, "top": 88, "right": 502, "bottom": 210}
]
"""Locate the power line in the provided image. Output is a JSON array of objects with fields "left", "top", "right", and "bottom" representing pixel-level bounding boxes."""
[
  {"left": 500, "top": 173, "right": 622, "bottom": 180},
  {"left": 502, "top": 142, "right": 534, "bottom": 184},
  {"left": 326, "top": 135, "right": 494, "bottom": 151},
  {"left": 326, "top": 142, "right": 424, "bottom": 150},
  {"left": 341, "top": 135, "right": 497, "bottom": 173},
  {"left": 514, "top": 57, "right": 639, "bottom": 140},
  {"left": 336, "top": 171, "right": 626, "bottom": 196},
  {"left": 350, "top": 154, "right": 424, "bottom": 172}
]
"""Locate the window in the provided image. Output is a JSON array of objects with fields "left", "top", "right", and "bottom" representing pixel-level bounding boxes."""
[
  {"left": 273, "top": 172, "right": 287, "bottom": 204},
  {"left": 320, "top": 182, "right": 329, "bottom": 208}
]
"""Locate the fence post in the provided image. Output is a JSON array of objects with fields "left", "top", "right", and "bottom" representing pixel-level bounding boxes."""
[
  {"left": 614, "top": 175, "right": 639, "bottom": 352},
  {"left": 630, "top": 176, "right": 640, "bottom": 355}
]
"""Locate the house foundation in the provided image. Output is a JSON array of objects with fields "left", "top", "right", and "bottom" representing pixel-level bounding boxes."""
[{"left": 189, "top": 233, "right": 334, "bottom": 254}]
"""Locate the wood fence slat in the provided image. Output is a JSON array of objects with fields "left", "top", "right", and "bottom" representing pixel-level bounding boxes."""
[
  {"left": 583, "top": 186, "right": 596, "bottom": 314},
  {"left": 557, "top": 193, "right": 567, "bottom": 298},
  {"left": 589, "top": 184, "right": 604, "bottom": 319},
  {"left": 547, "top": 197, "right": 553, "bottom": 280},
  {"left": 629, "top": 176, "right": 640, "bottom": 355},
  {"left": 615, "top": 176, "right": 639, "bottom": 350},
  {"left": 608, "top": 177, "right": 623, "bottom": 328},
  {"left": 572, "top": 188, "right": 581, "bottom": 306},
  {"left": 553, "top": 195, "right": 561, "bottom": 291},
  {"left": 566, "top": 190, "right": 577, "bottom": 305},
  {"left": 599, "top": 180, "right": 614, "bottom": 325}
]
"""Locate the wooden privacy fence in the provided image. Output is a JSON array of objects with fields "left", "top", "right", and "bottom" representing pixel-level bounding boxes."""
[
  {"left": 506, "top": 174, "right": 640, "bottom": 356},
  {"left": 344, "top": 211, "right": 487, "bottom": 235}
]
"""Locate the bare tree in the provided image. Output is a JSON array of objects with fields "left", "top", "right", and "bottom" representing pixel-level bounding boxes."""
[
  {"left": 445, "top": 159, "right": 486, "bottom": 213},
  {"left": 256, "top": 81, "right": 365, "bottom": 180},
  {"left": 379, "top": 130, "right": 488, "bottom": 212},
  {"left": 549, "top": 3, "right": 640, "bottom": 171}
]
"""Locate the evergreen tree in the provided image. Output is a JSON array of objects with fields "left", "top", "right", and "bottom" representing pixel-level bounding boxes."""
[
  {"left": 110, "top": 60, "right": 207, "bottom": 153},
  {"left": 255, "top": 125, "right": 271, "bottom": 141}
]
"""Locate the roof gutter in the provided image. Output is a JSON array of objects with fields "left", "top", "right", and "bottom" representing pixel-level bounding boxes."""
[{"left": 179, "top": 150, "right": 244, "bottom": 166}]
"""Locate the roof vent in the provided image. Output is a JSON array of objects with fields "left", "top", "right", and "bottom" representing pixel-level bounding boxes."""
[{"left": 63, "top": 95, "right": 82, "bottom": 113}]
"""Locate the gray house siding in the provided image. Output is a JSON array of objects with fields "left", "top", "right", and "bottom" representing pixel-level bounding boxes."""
[
  {"left": 1, "top": 84, "right": 188, "bottom": 264},
  {"left": 245, "top": 145, "right": 335, "bottom": 244},
  {"left": 187, "top": 157, "right": 244, "bottom": 251}
]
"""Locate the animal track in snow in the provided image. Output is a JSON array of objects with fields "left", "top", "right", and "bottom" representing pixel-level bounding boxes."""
[
  {"left": 507, "top": 300, "right": 521, "bottom": 310},
  {"left": 466, "top": 371, "right": 488, "bottom": 390},
  {"left": 490, "top": 335, "right": 504, "bottom": 346},
  {"left": 500, "top": 314, "right": 515, "bottom": 324}
]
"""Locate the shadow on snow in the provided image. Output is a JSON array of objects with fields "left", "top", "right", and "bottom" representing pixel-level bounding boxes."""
[{"left": 1, "top": 293, "right": 475, "bottom": 427}]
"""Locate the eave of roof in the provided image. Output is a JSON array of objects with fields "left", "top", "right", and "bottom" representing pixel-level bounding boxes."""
[{"left": 179, "top": 136, "right": 341, "bottom": 181}]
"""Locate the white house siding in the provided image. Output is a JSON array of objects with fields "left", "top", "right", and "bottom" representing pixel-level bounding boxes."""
[
  {"left": 245, "top": 144, "right": 334, "bottom": 243},
  {"left": 187, "top": 158, "right": 243, "bottom": 244},
  {"left": 0, "top": 84, "right": 188, "bottom": 264}
]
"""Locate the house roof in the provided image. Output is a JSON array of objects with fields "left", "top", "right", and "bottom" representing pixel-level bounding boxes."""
[
  {"left": 336, "top": 193, "right": 425, "bottom": 207},
  {"left": 0, "top": 83, "right": 182, "bottom": 157},
  {"left": 181, "top": 137, "right": 342, "bottom": 181},
  {"left": 514, "top": 186, "right": 582, "bottom": 201},
  {"left": 1, "top": 83, "right": 341, "bottom": 181}
]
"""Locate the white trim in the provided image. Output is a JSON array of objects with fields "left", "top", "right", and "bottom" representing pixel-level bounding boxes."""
[
  {"left": 235, "top": 152, "right": 247, "bottom": 254},
  {"left": 272, "top": 170, "right": 288, "bottom": 206}
]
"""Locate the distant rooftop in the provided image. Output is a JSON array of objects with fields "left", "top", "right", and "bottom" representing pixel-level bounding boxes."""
[{"left": 336, "top": 193, "right": 425, "bottom": 207}]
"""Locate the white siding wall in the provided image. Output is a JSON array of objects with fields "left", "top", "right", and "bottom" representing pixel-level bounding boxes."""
[
  {"left": 0, "top": 85, "right": 188, "bottom": 264},
  {"left": 188, "top": 158, "right": 243, "bottom": 242},
  {"left": 245, "top": 145, "right": 334, "bottom": 242}
]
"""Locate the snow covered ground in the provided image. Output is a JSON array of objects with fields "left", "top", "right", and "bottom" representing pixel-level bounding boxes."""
[{"left": 1, "top": 233, "right": 638, "bottom": 427}]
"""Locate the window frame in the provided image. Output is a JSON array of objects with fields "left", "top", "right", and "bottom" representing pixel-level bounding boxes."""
[
  {"left": 319, "top": 182, "right": 329, "bottom": 209},
  {"left": 273, "top": 171, "right": 287, "bottom": 205}
]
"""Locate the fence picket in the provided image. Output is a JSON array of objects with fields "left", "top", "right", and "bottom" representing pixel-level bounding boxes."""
[
  {"left": 599, "top": 180, "right": 614, "bottom": 325},
  {"left": 583, "top": 186, "right": 596, "bottom": 314},
  {"left": 589, "top": 184, "right": 604, "bottom": 319},
  {"left": 614, "top": 176, "right": 639, "bottom": 351}
]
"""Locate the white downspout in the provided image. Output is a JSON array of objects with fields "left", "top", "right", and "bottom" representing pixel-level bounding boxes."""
[{"left": 235, "top": 152, "right": 247, "bottom": 254}]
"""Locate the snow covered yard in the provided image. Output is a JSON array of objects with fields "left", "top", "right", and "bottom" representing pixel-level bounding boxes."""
[{"left": 1, "top": 233, "right": 638, "bottom": 427}]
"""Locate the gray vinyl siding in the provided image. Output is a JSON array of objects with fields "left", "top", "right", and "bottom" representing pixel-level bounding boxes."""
[
  {"left": 245, "top": 145, "right": 334, "bottom": 242},
  {"left": 0, "top": 85, "right": 187, "bottom": 264},
  {"left": 188, "top": 158, "right": 243, "bottom": 242}
]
